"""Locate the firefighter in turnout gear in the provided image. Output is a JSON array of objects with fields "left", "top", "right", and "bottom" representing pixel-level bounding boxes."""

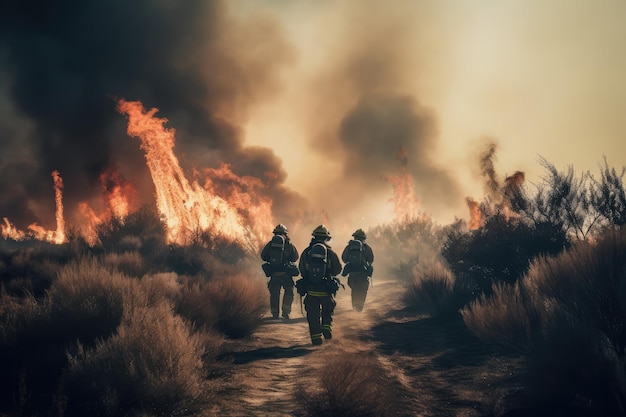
[
  {"left": 261, "top": 224, "right": 299, "bottom": 319},
  {"left": 296, "top": 224, "right": 342, "bottom": 346},
  {"left": 341, "top": 228, "right": 374, "bottom": 312}
]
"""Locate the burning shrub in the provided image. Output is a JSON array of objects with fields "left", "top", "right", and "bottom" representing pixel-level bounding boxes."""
[{"left": 295, "top": 352, "right": 401, "bottom": 417}]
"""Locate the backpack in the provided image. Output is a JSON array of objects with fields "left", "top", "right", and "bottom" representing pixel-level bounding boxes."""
[
  {"left": 308, "top": 243, "right": 328, "bottom": 284},
  {"left": 347, "top": 239, "right": 364, "bottom": 267},
  {"left": 268, "top": 235, "right": 286, "bottom": 266}
]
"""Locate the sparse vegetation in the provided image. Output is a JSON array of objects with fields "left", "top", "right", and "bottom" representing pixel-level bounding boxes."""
[{"left": 295, "top": 352, "right": 402, "bottom": 417}]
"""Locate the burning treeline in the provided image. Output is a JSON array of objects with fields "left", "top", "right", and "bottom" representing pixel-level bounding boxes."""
[
  {"left": 2, "top": 100, "right": 275, "bottom": 251},
  {"left": 1, "top": 98, "right": 515, "bottom": 252},
  {"left": 1, "top": 99, "right": 431, "bottom": 251}
]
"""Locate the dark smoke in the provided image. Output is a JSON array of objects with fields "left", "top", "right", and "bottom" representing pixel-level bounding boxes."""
[
  {"left": 338, "top": 93, "right": 461, "bottom": 209},
  {"left": 479, "top": 141, "right": 500, "bottom": 197},
  {"left": 0, "top": 0, "right": 301, "bottom": 229},
  {"left": 300, "top": 2, "right": 463, "bottom": 219}
]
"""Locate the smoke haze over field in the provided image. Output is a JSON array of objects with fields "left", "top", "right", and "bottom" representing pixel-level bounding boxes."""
[{"left": 2, "top": 0, "right": 626, "bottom": 246}]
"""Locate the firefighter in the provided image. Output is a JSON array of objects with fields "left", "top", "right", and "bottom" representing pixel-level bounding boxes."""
[
  {"left": 297, "top": 224, "right": 342, "bottom": 345},
  {"left": 260, "top": 224, "right": 299, "bottom": 319},
  {"left": 341, "top": 228, "right": 374, "bottom": 312}
]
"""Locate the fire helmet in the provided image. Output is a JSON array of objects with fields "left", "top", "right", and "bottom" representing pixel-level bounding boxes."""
[
  {"left": 352, "top": 228, "right": 367, "bottom": 240},
  {"left": 312, "top": 224, "right": 331, "bottom": 239},
  {"left": 273, "top": 224, "right": 288, "bottom": 235}
]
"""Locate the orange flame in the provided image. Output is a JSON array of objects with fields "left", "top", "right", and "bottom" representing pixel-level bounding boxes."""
[
  {"left": 1, "top": 171, "right": 66, "bottom": 243},
  {"left": 466, "top": 197, "right": 482, "bottom": 230},
  {"left": 100, "top": 168, "right": 136, "bottom": 219},
  {"left": 1, "top": 217, "right": 26, "bottom": 240},
  {"left": 382, "top": 148, "right": 419, "bottom": 221},
  {"left": 116, "top": 99, "right": 269, "bottom": 250}
]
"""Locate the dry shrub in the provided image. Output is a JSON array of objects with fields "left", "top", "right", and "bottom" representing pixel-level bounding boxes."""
[
  {"left": 295, "top": 353, "right": 401, "bottom": 417},
  {"left": 0, "top": 289, "right": 46, "bottom": 346},
  {"left": 176, "top": 278, "right": 219, "bottom": 331},
  {"left": 461, "top": 282, "right": 543, "bottom": 354},
  {"left": 203, "top": 273, "right": 267, "bottom": 338},
  {"left": 139, "top": 272, "right": 183, "bottom": 307},
  {"left": 101, "top": 250, "right": 145, "bottom": 277},
  {"left": 62, "top": 301, "right": 211, "bottom": 417},
  {"left": 47, "top": 257, "right": 133, "bottom": 343},
  {"left": 404, "top": 263, "right": 468, "bottom": 318},
  {"left": 462, "top": 228, "right": 626, "bottom": 415}
]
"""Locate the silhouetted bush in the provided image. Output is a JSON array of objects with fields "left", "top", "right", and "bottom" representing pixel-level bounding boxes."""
[
  {"left": 442, "top": 212, "right": 568, "bottom": 297},
  {"left": 462, "top": 228, "right": 626, "bottom": 415},
  {"left": 295, "top": 352, "right": 401, "bottom": 417}
]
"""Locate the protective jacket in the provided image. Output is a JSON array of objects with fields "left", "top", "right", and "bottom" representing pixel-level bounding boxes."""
[
  {"left": 261, "top": 235, "right": 299, "bottom": 265},
  {"left": 298, "top": 238, "right": 341, "bottom": 293}
]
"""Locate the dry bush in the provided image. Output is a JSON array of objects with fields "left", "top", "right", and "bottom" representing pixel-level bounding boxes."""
[
  {"left": 101, "top": 250, "right": 145, "bottom": 277},
  {"left": 204, "top": 273, "right": 267, "bottom": 338},
  {"left": 0, "top": 289, "right": 46, "bottom": 346},
  {"left": 175, "top": 278, "right": 219, "bottom": 331},
  {"left": 139, "top": 272, "right": 183, "bottom": 307},
  {"left": 462, "top": 228, "right": 626, "bottom": 415},
  {"left": 461, "top": 282, "right": 543, "bottom": 354},
  {"left": 405, "top": 263, "right": 469, "bottom": 318},
  {"left": 47, "top": 256, "right": 133, "bottom": 343},
  {"left": 61, "top": 301, "right": 213, "bottom": 417},
  {"left": 295, "top": 352, "right": 401, "bottom": 417}
]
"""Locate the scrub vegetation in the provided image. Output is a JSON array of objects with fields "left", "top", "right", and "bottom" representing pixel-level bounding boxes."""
[{"left": 1, "top": 157, "right": 625, "bottom": 416}]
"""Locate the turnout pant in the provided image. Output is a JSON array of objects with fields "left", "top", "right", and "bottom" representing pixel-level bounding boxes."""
[
  {"left": 304, "top": 291, "right": 336, "bottom": 344},
  {"left": 347, "top": 272, "right": 369, "bottom": 312},
  {"left": 268, "top": 273, "right": 294, "bottom": 317}
]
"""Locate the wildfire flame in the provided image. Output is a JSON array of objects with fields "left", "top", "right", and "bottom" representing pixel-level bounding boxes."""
[
  {"left": 1, "top": 170, "right": 66, "bottom": 244},
  {"left": 382, "top": 148, "right": 420, "bottom": 221},
  {"left": 116, "top": 99, "right": 270, "bottom": 250},
  {"left": 466, "top": 142, "right": 527, "bottom": 230},
  {"left": 466, "top": 197, "right": 482, "bottom": 230}
]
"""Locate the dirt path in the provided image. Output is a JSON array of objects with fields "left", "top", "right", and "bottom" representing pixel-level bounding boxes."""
[{"left": 214, "top": 279, "right": 525, "bottom": 417}]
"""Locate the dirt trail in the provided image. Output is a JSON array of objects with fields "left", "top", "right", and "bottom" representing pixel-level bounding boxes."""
[{"left": 214, "top": 279, "right": 524, "bottom": 417}]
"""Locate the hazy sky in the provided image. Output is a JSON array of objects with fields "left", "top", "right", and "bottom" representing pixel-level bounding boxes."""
[
  {"left": 1, "top": 0, "right": 625, "bottom": 239},
  {"left": 239, "top": 0, "right": 626, "bottom": 220}
]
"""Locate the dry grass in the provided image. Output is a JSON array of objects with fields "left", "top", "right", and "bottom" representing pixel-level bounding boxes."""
[
  {"left": 404, "top": 263, "right": 470, "bottom": 318},
  {"left": 295, "top": 352, "right": 403, "bottom": 417},
  {"left": 461, "top": 282, "right": 543, "bottom": 354}
]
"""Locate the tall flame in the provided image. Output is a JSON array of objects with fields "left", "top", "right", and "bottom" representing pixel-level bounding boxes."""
[
  {"left": 116, "top": 99, "right": 268, "bottom": 250},
  {"left": 1, "top": 171, "right": 66, "bottom": 243},
  {"left": 466, "top": 197, "right": 482, "bottom": 230},
  {"left": 382, "top": 148, "right": 419, "bottom": 221}
]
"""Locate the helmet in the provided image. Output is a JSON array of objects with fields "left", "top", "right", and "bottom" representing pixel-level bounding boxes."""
[
  {"left": 312, "top": 224, "right": 331, "bottom": 239},
  {"left": 273, "top": 224, "right": 288, "bottom": 235},
  {"left": 352, "top": 228, "right": 367, "bottom": 240}
]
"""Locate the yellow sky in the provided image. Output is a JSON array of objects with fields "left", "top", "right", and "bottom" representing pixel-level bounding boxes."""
[{"left": 236, "top": 0, "right": 626, "bottom": 226}]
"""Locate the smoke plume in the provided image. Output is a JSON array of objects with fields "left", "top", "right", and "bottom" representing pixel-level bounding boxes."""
[{"left": 1, "top": 0, "right": 467, "bottom": 248}]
